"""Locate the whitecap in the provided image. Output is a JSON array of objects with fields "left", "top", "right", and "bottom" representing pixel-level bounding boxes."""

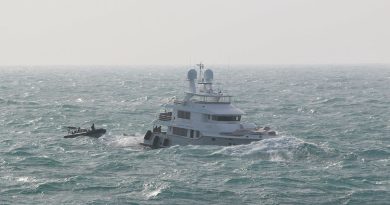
[
  {"left": 103, "top": 134, "right": 143, "bottom": 149},
  {"left": 142, "top": 182, "right": 168, "bottom": 199},
  {"left": 210, "top": 136, "right": 318, "bottom": 162},
  {"left": 17, "top": 176, "right": 37, "bottom": 183}
]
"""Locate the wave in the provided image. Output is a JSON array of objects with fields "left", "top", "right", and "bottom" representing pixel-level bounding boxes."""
[
  {"left": 95, "top": 160, "right": 132, "bottom": 172},
  {"left": 358, "top": 148, "right": 390, "bottom": 160},
  {"left": 142, "top": 182, "right": 168, "bottom": 199},
  {"left": 311, "top": 97, "right": 346, "bottom": 105},
  {"left": 60, "top": 104, "right": 81, "bottom": 109},
  {"left": 19, "top": 156, "right": 62, "bottom": 167},
  {"left": 5, "top": 149, "right": 33, "bottom": 156},
  {"left": 210, "top": 136, "right": 330, "bottom": 162},
  {"left": 0, "top": 99, "right": 41, "bottom": 106},
  {"left": 102, "top": 134, "right": 143, "bottom": 150}
]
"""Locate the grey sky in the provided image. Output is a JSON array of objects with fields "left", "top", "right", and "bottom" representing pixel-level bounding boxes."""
[{"left": 0, "top": 0, "right": 389, "bottom": 65}]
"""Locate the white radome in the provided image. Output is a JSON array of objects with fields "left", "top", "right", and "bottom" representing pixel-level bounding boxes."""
[
  {"left": 187, "top": 69, "right": 197, "bottom": 81},
  {"left": 204, "top": 69, "right": 213, "bottom": 82}
]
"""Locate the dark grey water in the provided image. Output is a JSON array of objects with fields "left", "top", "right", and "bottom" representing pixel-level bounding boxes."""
[{"left": 1, "top": 65, "right": 389, "bottom": 204}]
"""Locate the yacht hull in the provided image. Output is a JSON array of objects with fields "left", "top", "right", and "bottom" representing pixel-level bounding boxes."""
[{"left": 141, "top": 131, "right": 276, "bottom": 148}]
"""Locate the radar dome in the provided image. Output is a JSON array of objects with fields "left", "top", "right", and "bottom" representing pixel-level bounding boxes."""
[
  {"left": 204, "top": 69, "right": 214, "bottom": 82},
  {"left": 187, "top": 69, "right": 197, "bottom": 80}
]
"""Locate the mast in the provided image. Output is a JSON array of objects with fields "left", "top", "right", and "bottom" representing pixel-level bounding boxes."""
[
  {"left": 196, "top": 63, "right": 213, "bottom": 93},
  {"left": 196, "top": 63, "right": 204, "bottom": 83}
]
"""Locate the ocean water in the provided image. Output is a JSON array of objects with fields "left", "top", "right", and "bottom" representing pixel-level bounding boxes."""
[{"left": 0, "top": 65, "right": 389, "bottom": 204}]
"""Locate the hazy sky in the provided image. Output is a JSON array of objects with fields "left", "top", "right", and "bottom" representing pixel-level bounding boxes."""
[{"left": 0, "top": 0, "right": 389, "bottom": 65}]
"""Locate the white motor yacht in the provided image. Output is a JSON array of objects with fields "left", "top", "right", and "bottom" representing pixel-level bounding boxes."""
[{"left": 141, "top": 64, "right": 277, "bottom": 148}]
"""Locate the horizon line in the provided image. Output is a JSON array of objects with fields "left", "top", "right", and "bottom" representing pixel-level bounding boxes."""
[{"left": 0, "top": 63, "right": 389, "bottom": 67}]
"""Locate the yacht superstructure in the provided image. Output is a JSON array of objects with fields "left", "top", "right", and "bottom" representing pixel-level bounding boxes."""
[{"left": 141, "top": 64, "right": 277, "bottom": 148}]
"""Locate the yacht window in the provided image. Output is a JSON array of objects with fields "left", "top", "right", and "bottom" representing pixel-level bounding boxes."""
[
  {"left": 172, "top": 127, "right": 188, "bottom": 136},
  {"left": 211, "top": 115, "right": 241, "bottom": 121},
  {"left": 177, "top": 110, "right": 191, "bottom": 119}
]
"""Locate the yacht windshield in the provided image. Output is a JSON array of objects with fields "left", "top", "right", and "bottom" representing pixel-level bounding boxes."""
[
  {"left": 191, "top": 95, "right": 232, "bottom": 103},
  {"left": 210, "top": 115, "right": 241, "bottom": 121}
]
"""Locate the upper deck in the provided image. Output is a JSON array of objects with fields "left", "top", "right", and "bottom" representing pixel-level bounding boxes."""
[{"left": 183, "top": 92, "right": 232, "bottom": 104}]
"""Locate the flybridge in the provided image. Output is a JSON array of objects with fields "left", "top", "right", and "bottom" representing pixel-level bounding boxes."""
[
  {"left": 185, "top": 63, "right": 232, "bottom": 103},
  {"left": 183, "top": 93, "right": 232, "bottom": 104}
]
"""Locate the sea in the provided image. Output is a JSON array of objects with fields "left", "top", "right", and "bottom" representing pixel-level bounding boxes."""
[{"left": 0, "top": 65, "right": 389, "bottom": 205}]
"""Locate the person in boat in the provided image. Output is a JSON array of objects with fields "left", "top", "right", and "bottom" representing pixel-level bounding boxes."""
[{"left": 91, "top": 123, "right": 95, "bottom": 131}]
